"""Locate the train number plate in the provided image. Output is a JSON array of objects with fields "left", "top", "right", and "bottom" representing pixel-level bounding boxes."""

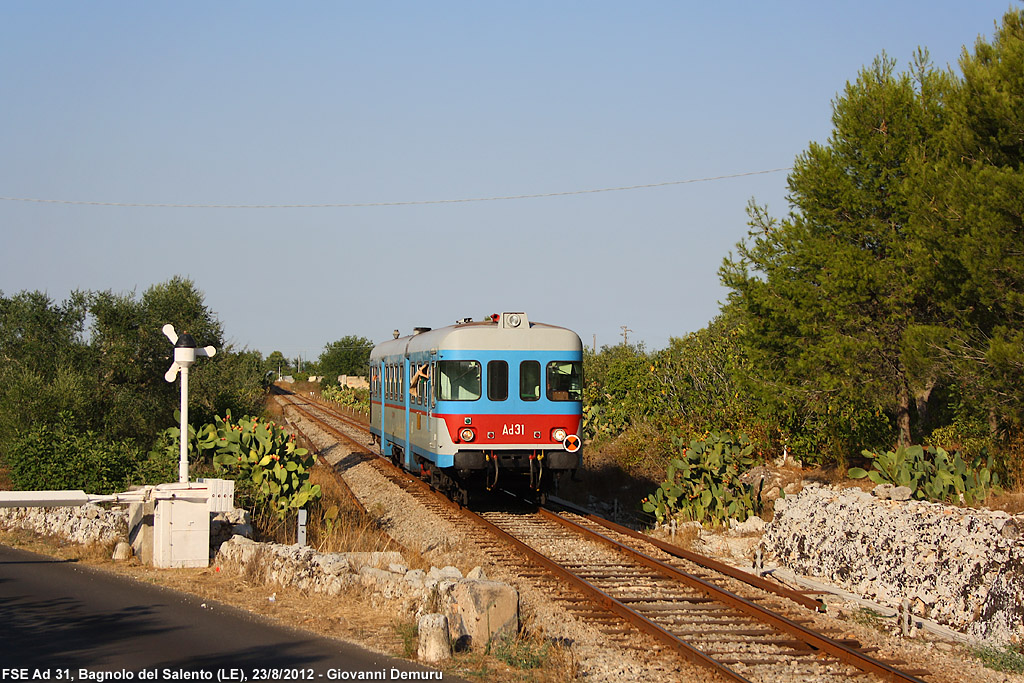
[{"left": 502, "top": 423, "right": 525, "bottom": 436}]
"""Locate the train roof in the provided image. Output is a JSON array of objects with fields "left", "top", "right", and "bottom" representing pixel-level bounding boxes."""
[{"left": 371, "top": 312, "right": 582, "bottom": 360}]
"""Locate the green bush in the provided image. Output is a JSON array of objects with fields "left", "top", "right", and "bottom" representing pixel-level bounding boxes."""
[
  {"left": 5, "top": 414, "right": 141, "bottom": 494},
  {"left": 320, "top": 385, "right": 370, "bottom": 411},
  {"left": 145, "top": 421, "right": 196, "bottom": 484},
  {"left": 848, "top": 444, "right": 1000, "bottom": 505},
  {"left": 642, "top": 432, "right": 764, "bottom": 526}
]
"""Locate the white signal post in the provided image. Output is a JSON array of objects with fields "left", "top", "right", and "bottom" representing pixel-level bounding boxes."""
[{"left": 163, "top": 324, "right": 216, "bottom": 483}]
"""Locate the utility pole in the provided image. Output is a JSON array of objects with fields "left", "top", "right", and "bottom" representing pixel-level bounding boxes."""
[
  {"left": 593, "top": 334, "right": 597, "bottom": 354},
  {"left": 621, "top": 325, "right": 632, "bottom": 346}
]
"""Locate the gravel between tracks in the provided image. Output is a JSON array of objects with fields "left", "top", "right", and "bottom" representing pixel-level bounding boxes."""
[{"left": 286, "top": 403, "right": 1024, "bottom": 683}]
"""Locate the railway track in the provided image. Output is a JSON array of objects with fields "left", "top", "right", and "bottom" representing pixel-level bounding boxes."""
[{"left": 274, "top": 389, "right": 932, "bottom": 683}]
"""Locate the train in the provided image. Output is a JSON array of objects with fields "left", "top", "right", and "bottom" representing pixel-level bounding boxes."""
[{"left": 369, "top": 312, "right": 583, "bottom": 504}]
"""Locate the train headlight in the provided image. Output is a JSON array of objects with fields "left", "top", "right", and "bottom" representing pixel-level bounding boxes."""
[
  {"left": 459, "top": 428, "right": 475, "bottom": 442},
  {"left": 552, "top": 428, "right": 567, "bottom": 442}
]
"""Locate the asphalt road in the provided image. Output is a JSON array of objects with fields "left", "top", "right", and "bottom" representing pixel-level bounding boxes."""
[{"left": 0, "top": 544, "right": 457, "bottom": 681}]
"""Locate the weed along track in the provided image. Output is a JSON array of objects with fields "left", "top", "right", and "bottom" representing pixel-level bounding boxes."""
[{"left": 273, "top": 389, "right": 933, "bottom": 683}]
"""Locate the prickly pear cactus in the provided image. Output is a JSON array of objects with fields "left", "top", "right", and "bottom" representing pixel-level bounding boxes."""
[
  {"left": 848, "top": 444, "right": 1000, "bottom": 505},
  {"left": 199, "top": 411, "right": 321, "bottom": 520},
  {"left": 642, "top": 432, "right": 763, "bottom": 527}
]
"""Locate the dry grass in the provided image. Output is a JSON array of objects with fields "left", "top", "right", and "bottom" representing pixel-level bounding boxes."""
[
  {"left": 647, "top": 521, "right": 702, "bottom": 551},
  {"left": 246, "top": 464, "right": 427, "bottom": 564},
  {"left": 0, "top": 526, "right": 117, "bottom": 561},
  {"left": 985, "top": 491, "right": 1024, "bottom": 514}
]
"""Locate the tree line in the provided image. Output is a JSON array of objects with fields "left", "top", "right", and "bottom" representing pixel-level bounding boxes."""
[
  {"left": 0, "top": 277, "right": 269, "bottom": 492},
  {"left": 585, "top": 10, "right": 1024, "bottom": 481},
  {"left": 264, "top": 337, "right": 374, "bottom": 386},
  {"left": 0, "top": 276, "right": 377, "bottom": 493}
]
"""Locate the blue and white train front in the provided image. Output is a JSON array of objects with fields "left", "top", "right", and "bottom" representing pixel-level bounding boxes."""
[{"left": 369, "top": 312, "right": 583, "bottom": 502}]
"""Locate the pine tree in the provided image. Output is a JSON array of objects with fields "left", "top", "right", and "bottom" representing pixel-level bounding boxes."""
[
  {"left": 722, "top": 54, "right": 949, "bottom": 458},
  {"left": 913, "top": 10, "right": 1024, "bottom": 433}
]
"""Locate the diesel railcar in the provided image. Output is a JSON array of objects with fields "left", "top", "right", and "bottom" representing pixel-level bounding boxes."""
[{"left": 369, "top": 312, "right": 583, "bottom": 503}]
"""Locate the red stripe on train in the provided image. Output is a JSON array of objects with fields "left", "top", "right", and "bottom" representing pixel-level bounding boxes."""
[{"left": 437, "top": 413, "right": 582, "bottom": 444}]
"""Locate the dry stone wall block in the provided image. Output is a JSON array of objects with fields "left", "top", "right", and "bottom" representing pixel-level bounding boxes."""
[
  {"left": 417, "top": 613, "right": 451, "bottom": 664},
  {"left": 442, "top": 579, "right": 519, "bottom": 650}
]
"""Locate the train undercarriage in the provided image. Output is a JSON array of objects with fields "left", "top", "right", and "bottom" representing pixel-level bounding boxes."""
[{"left": 384, "top": 442, "right": 576, "bottom": 506}]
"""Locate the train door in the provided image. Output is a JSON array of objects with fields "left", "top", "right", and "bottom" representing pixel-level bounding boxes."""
[
  {"left": 370, "top": 362, "right": 382, "bottom": 437},
  {"left": 403, "top": 357, "right": 414, "bottom": 470},
  {"left": 383, "top": 360, "right": 402, "bottom": 457}
]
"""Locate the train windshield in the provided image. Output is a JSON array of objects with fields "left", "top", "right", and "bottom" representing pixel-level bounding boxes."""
[
  {"left": 547, "top": 361, "right": 583, "bottom": 401},
  {"left": 436, "top": 360, "right": 481, "bottom": 401}
]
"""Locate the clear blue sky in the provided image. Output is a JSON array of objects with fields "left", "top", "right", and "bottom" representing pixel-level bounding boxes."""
[{"left": 1, "top": 2, "right": 1016, "bottom": 360}]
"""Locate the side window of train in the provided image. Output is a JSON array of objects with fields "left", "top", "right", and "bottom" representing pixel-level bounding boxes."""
[
  {"left": 547, "top": 360, "right": 583, "bottom": 401},
  {"left": 487, "top": 360, "right": 508, "bottom": 401},
  {"left": 411, "top": 363, "right": 429, "bottom": 405},
  {"left": 520, "top": 360, "right": 541, "bottom": 401}
]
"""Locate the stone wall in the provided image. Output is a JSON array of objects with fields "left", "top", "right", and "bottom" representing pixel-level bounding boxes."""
[
  {"left": 765, "top": 484, "right": 1024, "bottom": 644},
  {"left": 0, "top": 504, "right": 127, "bottom": 545},
  {"left": 216, "top": 536, "right": 518, "bottom": 648}
]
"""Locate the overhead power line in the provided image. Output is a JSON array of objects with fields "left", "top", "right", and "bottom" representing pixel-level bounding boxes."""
[{"left": 0, "top": 167, "right": 790, "bottom": 209}]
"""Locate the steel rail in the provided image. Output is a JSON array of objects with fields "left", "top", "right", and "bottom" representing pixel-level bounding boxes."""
[
  {"left": 539, "top": 508, "right": 928, "bottom": 683},
  {"left": 548, "top": 496, "right": 826, "bottom": 612}
]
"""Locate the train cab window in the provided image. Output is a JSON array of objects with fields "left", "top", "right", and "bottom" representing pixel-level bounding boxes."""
[
  {"left": 547, "top": 361, "right": 583, "bottom": 401},
  {"left": 487, "top": 360, "right": 508, "bottom": 401},
  {"left": 520, "top": 360, "right": 541, "bottom": 401},
  {"left": 436, "top": 360, "right": 481, "bottom": 401}
]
